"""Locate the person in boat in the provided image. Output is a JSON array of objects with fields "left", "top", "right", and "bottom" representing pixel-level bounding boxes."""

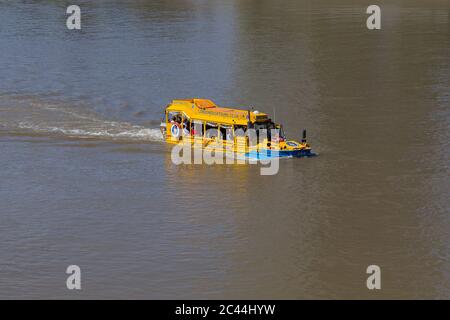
[
  {"left": 226, "top": 128, "right": 233, "bottom": 141},
  {"left": 182, "top": 118, "right": 190, "bottom": 136},
  {"left": 170, "top": 115, "right": 183, "bottom": 128},
  {"left": 190, "top": 121, "right": 200, "bottom": 136}
]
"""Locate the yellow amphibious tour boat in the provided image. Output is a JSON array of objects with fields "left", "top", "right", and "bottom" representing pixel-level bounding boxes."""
[{"left": 160, "top": 99, "right": 315, "bottom": 160}]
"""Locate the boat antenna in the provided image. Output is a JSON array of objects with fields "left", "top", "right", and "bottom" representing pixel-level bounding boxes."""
[
  {"left": 273, "top": 107, "right": 276, "bottom": 123},
  {"left": 302, "top": 129, "right": 307, "bottom": 143}
]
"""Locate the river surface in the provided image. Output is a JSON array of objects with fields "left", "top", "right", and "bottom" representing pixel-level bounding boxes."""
[{"left": 0, "top": 0, "right": 449, "bottom": 299}]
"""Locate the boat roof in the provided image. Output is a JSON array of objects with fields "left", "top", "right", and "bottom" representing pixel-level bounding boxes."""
[{"left": 166, "top": 99, "right": 269, "bottom": 125}]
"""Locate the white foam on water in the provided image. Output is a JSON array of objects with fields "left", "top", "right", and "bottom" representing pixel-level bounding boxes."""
[
  {"left": 0, "top": 96, "right": 164, "bottom": 142},
  {"left": 17, "top": 121, "right": 163, "bottom": 141}
]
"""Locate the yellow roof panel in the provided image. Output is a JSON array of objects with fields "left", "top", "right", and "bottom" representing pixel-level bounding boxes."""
[{"left": 166, "top": 99, "right": 268, "bottom": 125}]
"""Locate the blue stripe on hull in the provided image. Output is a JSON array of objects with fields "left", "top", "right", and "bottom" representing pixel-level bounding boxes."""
[{"left": 240, "top": 149, "right": 316, "bottom": 160}]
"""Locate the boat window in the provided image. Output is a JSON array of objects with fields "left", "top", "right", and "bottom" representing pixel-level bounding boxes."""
[
  {"left": 168, "top": 111, "right": 182, "bottom": 124},
  {"left": 254, "top": 121, "right": 276, "bottom": 141},
  {"left": 192, "top": 120, "right": 203, "bottom": 137},
  {"left": 219, "top": 125, "right": 232, "bottom": 141},
  {"left": 205, "top": 122, "right": 218, "bottom": 138},
  {"left": 181, "top": 115, "right": 190, "bottom": 136},
  {"left": 234, "top": 125, "right": 247, "bottom": 137},
  {"left": 276, "top": 124, "right": 286, "bottom": 140}
]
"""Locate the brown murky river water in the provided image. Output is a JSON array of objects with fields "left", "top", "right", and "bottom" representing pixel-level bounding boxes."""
[{"left": 0, "top": 0, "right": 448, "bottom": 299}]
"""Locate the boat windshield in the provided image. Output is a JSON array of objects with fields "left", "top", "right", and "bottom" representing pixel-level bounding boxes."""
[
  {"left": 254, "top": 121, "right": 278, "bottom": 141},
  {"left": 277, "top": 125, "right": 286, "bottom": 140}
]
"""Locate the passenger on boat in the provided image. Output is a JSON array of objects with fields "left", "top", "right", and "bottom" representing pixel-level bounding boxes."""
[
  {"left": 182, "top": 119, "right": 190, "bottom": 136},
  {"left": 191, "top": 121, "right": 202, "bottom": 136}
]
